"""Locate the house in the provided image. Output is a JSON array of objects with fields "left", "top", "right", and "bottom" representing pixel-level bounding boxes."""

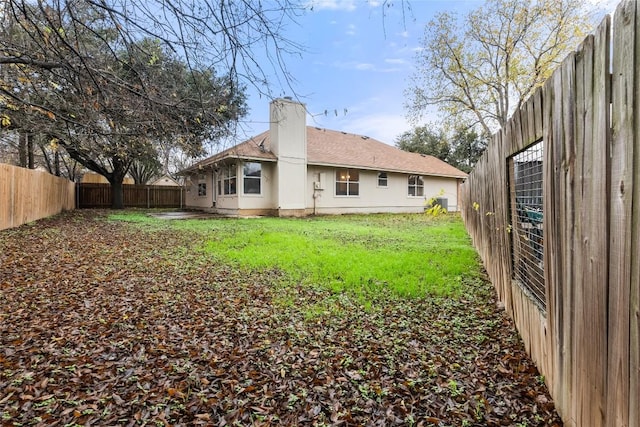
[
  {"left": 181, "top": 98, "right": 467, "bottom": 217},
  {"left": 150, "top": 174, "right": 181, "bottom": 187}
]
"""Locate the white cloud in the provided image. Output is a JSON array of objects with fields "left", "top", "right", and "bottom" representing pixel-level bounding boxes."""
[
  {"left": 355, "top": 62, "right": 374, "bottom": 70},
  {"left": 309, "top": 0, "right": 357, "bottom": 11},
  {"left": 306, "top": 99, "right": 409, "bottom": 144},
  {"left": 397, "top": 30, "right": 409, "bottom": 38},
  {"left": 331, "top": 61, "right": 400, "bottom": 72},
  {"left": 340, "top": 113, "right": 410, "bottom": 144},
  {"left": 332, "top": 60, "right": 371, "bottom": 70},
  {"left": 385, "top": 58, "right": 406, "bottom": 65},
  {"left": 346, "top": 23, "right": 357, "bottom": 36}
]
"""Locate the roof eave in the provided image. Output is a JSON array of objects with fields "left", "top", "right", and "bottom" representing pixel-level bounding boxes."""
[
  {"left": 306, "top": 161, "right": 467, "bottom": 179},
  {"left": 178, "top": 153, "right": 276, "bottom": 175}
]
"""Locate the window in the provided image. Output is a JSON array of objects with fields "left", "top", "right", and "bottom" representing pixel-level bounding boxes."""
[
  {"left": 198, "top": 183, "right": 206, "bottom": 196},
  {"left": 510, "top": 140, "right": 545, "bottom": 311},
  {"left": 218, "top": 164, "right": 236, "bottom": 195},
  {"left": 243, "top": 162, "right": 261, "bottom": 194},
  {"left": 335, "top": 169, "right": 359, "bottom": 196},
  {"left": 377, "top": 172, "right": 388, "bottom": 187},
  {"left": 408, "top": 175, "right": 424, "bottom": 197}
]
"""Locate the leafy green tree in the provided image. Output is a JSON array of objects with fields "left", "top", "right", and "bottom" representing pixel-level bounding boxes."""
[
  {"left": 395, "top": 126, "right": 450, "bottom": 161},
  {"left": 1, "top": 2, "right": 246, "bottom": 207},
  {"left": 0, "top": 0, "right": 297, "bottom": 208},
  {"left": 129, "top": 156, "right": 163, "bottom": 185},
  {"left": 407, "top": 0, "right": 591, "bottom": 135},
  {"left": 448, "top": 127, "right": 488, "bottom": 173},
  {"left": 396, "top": 124, "right": 487, "bottom": 173}
]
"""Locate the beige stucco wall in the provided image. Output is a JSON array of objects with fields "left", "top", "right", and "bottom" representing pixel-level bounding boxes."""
[
  {"left": 306, "top": 166, "right": 460, "bottom": 215},
  {"left": 424, "top": 176, "right": 460, "bottom": 211},
  {"left": 185, "top": 162, "right": 278, "bottom": 214},
  {"left": 184, "top": 171, "right": 215, "bottom": 209},
  {"left": 185, "top": 163, "right": 461, "bottom": 215},
  {"left": 237, "top": 162, "right": 276, "bottom": 211}
]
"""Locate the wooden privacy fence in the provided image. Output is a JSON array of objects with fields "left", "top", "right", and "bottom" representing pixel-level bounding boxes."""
[
  {"left": 460, "top": 2, "right": 639, "bottom": 426},
  {"left": 0, "top": 163, "right": 75, "bottom": 230},
  {"left": 77, "top": 183, "right": 185, "bottom": 208}
]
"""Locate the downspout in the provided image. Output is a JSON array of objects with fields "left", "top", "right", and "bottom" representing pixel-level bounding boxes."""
[
  {"left": 312, "top": 186, "right": 323, "bottom": 215},
  {"left": 313, "top": 188, "right": 317, "bottom": 215},
  {"left": 457, "top": 178, "right": 463, "bottom": 212},
  {"left": 212, "top": 168, "right": 216, "bottom": 208}
]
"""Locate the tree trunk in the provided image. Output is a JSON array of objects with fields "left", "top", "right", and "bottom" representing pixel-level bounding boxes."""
[
  {"left": 27, "top": 134, "right": 34, "bottom": 169},
  {"left": 109, "top": 158, "right": 129, "bottom": 209},
  {"left": 54, "top": 150, "right": 60, "bottom": 176},
  {"left": 18, "top": 132, "right": 27, "bottom": 167},
  {"left": 110, "top": 180, "right": 124, "bottom": 209}
]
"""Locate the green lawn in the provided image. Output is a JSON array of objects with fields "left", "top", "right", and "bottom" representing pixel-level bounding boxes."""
[{"left": 109, "top": 211, "right": 480, "bottom": 299}]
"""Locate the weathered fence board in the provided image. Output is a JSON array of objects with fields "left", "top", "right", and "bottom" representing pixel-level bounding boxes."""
[
  {"left": 629, "top": 1, "right": 640, "bottom": 423},
  {"left": 76, "top": 183, "right": 185, "bottom": 208},
  {"left": 578, "top": 23, "right": 610, "bottom": 427},
  {"left": 461, "top": 2, "right": 640, "bottom": 425},
  {"left": 0, "top": 163, "right": 75, "bottom": 230},
  {"left": 608, "top": 2, "right": 635, "bottom": 426}
]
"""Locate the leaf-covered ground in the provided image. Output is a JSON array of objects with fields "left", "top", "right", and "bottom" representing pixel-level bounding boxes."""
[{"left": 0, "top": 210, "right": 562, "bottom": 426}]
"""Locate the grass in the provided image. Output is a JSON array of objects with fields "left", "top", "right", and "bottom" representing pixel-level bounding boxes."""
[
  {"left": 109, "top": 211, "right": 480, "bottom": 299},
  {"left": 1, "top": 210, "right": 561, "bottom": 425}
]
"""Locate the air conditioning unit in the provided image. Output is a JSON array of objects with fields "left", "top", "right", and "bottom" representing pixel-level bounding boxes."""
[{"left": 434, "top": 198, "right": 448, "bottom": 211}]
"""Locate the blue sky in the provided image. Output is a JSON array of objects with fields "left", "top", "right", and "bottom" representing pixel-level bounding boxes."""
[{"left": 235, "top": 0, "right": 616, "bottom": 147}]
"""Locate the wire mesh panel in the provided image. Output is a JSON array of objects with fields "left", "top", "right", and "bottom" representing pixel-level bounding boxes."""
[{"left": 509, "top": 141, "right": 545, "bottom": 310}]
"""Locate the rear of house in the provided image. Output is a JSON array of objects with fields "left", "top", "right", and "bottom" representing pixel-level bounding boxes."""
[{"left": 182, "top": 98, "right": 466, "bottom": 216}]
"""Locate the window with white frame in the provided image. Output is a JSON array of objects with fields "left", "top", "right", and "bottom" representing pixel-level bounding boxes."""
[
  {"left": 218, "top": 164, "right": 236, "bottom": 195},
  {"left": 243, "top": 162, "right": 261, "bottom": 194},
  {"left": 335, "top": 169, "right": 359, "bottom": 196},
  {"left": 408, "top": 175, "right": 424, "bottom": 197},
  {"left": 377, "top": 172, "right": 388, "bottom": 187}
]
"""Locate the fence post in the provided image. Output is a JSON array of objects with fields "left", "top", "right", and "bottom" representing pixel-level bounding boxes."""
[{"left": 147, "top": 186, "right": 150, "bottom": 209}]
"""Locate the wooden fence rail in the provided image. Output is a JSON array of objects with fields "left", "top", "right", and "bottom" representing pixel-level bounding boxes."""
[
  {"left": 76, "top": 183, "right": 185, "bottom": 208},
  {"left": 0, "top": 163, "right": 75, "bottom": 230},
  {"left": 460, "top": 2, "right": 639, "bottom": 426}
]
